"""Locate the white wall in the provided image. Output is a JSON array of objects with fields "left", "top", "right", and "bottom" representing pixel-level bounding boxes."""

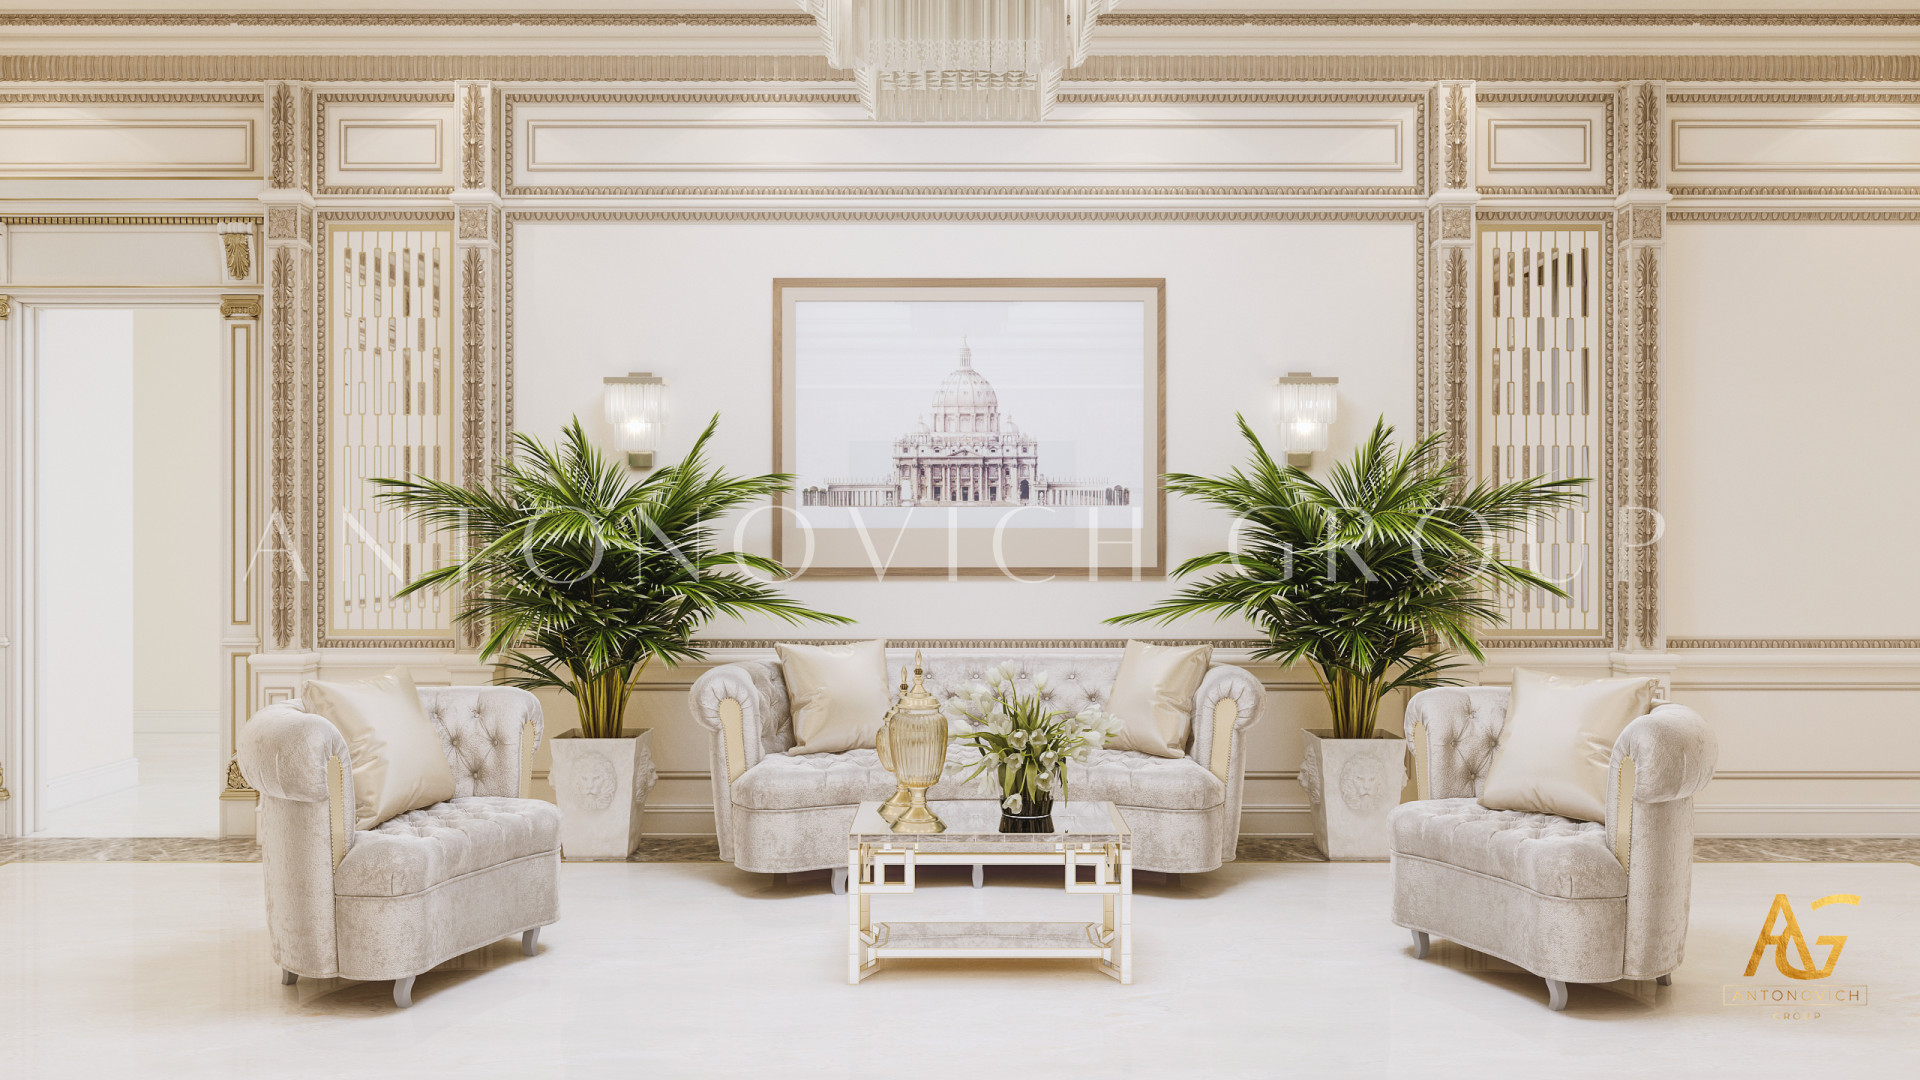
[
  {"left": 37, "top": 309, "right": 137, "bottom": 799},
  {"left": 1665, "top": 220, "right": 1920, "bottom": 640},
  {"left": 131, "top": 308, "right": 223, "bottom": 730},
  {"left": 513, "top": 216, "right": 1419, "bottom": 641}
]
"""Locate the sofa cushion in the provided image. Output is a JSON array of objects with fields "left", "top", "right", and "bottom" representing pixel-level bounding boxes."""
[
  {"left": 1388, "top": 797, "right": 1625, "bottom": 900},
  {"left": 731, "top": 748, "right": 979, "bottom": 811},
  {"left": 334, "top": 796, "right": 560, "bottom": 898},
  {"left": 730, "top": 746, "right": 1223, "bottom": 813},
  {"left": 1066, "top": 749, "right": 1224, "bottom": 810}
]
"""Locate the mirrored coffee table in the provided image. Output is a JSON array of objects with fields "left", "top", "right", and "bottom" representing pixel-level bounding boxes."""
[{"left": 846, "top": 800, "right": 1132, "bottom": 984}]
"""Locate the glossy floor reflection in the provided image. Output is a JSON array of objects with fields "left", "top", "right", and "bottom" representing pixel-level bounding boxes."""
[{"left": 1, "top": 860, "right": 1913, "bottom": 1078}]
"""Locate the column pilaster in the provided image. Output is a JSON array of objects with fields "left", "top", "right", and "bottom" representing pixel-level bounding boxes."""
[
  {"left": 1426, "top": 80, "right": 1480, "bottom": 467},
  {"left": 452, "top": 81, "right": 503, "bottom": 652},
  {"left": 1615, "top": 81, "right": 1669, "bottom": 654}
]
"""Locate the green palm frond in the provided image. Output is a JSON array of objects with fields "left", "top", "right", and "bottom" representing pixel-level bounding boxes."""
[
  {"left": 374, "top": 414, "right": 849, "bottom": 738},
  {"left": 1109, "top": 415, "right": 1582, "bottom": 738}
]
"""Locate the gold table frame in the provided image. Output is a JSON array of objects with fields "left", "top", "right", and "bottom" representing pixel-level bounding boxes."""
[{"left": 846, "top": 800, "right": 1133, "bottom": 985}]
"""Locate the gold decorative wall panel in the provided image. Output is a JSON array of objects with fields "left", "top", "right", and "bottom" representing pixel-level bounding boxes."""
[
  {"left": 1477, "top": 224, "right": 1606, "bottom": 637},
  {"left": 319, "top": 220, "right": 459, "bottom": 643}
]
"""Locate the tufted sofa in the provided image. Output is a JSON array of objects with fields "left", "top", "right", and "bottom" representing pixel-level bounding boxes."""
[
  {"left": 690, "top": 650, "right": 1264, "bottom": 887},
  {"left": 1389, "top": 686, "right": 1717, "bottom": 1010},
  {"left": 237, "top": 685, "right": 559, "bottom": 1007}
]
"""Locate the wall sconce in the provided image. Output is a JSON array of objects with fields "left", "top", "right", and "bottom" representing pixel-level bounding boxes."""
[
  {"left": 603, "top": 372, "right": 665, "bottom": 470},
  {"left": 1272, "top": 372, "right": 1339, "bottom": 468}
]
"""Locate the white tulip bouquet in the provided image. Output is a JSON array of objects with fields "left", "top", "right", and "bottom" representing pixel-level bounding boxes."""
[{"left": 944, "top": 662, "right": 1124, "bottom": 820}]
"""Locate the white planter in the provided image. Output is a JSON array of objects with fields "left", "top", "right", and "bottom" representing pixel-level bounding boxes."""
[
  {"left": 1299, "top": 729, "right": 1408, "bottom": 862},
  {"left": 549, "top": 728, "right": 656, "bottom": 861}
]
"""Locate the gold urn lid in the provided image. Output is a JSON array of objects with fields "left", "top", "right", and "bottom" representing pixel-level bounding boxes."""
[{"left": 898, "top": 650, "right": 940, "bottom": 714}]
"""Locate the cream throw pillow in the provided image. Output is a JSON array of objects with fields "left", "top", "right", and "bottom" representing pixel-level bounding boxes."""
[
  {"left": 778, "top": 640, "right": 891, "bottom": 756},
  {"left": 1104, "top": 640, "right": 1212, "bottom": 759},
  {"left": 302, "top": 669, "right": 456, "bottom": 830},
  {"left": 1478, "top": 668, "right": 1657, "bottom": 823}
]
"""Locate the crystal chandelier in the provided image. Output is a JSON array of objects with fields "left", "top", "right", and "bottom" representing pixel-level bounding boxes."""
[{"left": 796, "top": 1, "right": 1121, "bottom": 121}]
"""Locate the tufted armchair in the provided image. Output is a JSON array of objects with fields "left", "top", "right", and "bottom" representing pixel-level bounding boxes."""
[
  {"left": 1390, "top": 687, "right": 1717, "bottom": 1010},
  {"left": 691, "top": 650, "right": 1264, "bottom": 890},
  {"left": 237, "top": 686, "right": 560, "bottom": 1007}
]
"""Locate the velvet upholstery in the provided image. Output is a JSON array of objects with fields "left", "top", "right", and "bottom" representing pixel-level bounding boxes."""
[
  {"left": 692, "top": 650, "right": 1263, "bottom": 875},
  {"left": 237, "top": 686, "right": 559, "bottom": 985},
  {"left": 1393, "top": 687, "right": 1717, "bottom": 987}
]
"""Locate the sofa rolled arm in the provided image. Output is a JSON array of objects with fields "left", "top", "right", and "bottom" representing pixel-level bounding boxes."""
[
  {"left": 691, "top": 660, "right": 788, "bottom": 784},
  {"left": 1190, "top": 664, "right": 1263, "bottom": 782},
  {"left": 238, "top": 703, "right": 352, "bottom": 804}
]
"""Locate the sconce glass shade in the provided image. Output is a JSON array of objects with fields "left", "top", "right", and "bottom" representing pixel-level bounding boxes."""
[
  {"left": 1272, "top": 373, "right": 1339, "bottom": 455},
  {"left": 604, "top": 372, "right": 665, "bottom": 469}
]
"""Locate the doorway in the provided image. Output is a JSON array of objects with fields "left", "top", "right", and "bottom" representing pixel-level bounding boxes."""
[{"left": 28, "top": 306, "right": 224, "bottom": 838}]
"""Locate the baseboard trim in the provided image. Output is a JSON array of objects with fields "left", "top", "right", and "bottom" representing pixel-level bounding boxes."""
[
  {"left": 44, "top": 757, "right": 140, "bottom": 811},
  {"left": 133, "top": 709, "right": 219, "bottom": 734}
]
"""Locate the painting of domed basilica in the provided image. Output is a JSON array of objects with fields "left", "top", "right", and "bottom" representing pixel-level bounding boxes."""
[
  {"left": 799, "top": 339, "right": 1132, "bottom": 509},
  {"left": 773, "top": 279, "right": 1165, "bottom": 577}
]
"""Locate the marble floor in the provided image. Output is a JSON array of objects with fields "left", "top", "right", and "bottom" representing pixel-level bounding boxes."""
[
  {"left": 31, "top": 732, "right": 222, "bottom": 839},
  {"left": 1, "top": 859, "right": 1913, "bottom": 1079}
]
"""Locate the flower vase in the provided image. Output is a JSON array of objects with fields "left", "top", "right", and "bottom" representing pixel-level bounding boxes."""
[{"left": 998, "top": 792, "right": 1055, "bottom": 833}]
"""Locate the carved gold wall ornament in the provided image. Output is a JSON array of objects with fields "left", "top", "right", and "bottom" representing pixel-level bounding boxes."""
[
  {"left": 220, "top": 757, "right": 257, "bottom": 800},
  {"left": 0, "top": 295, "right": 10, "bottom": 320},
  {"left": 221, "top": 294, "right": 263, "bottom": 319},
  {"left": 460, "top": 84, "right": 487, "bottom": 190},
  {"left": 269, "top": 246, "right": 299, "bottom": 650},
  {"left": 1444, "top": 83, "right": 1470, "bottom": 189},
  {"left": 219, "top": 225, "right": 253, "bottom": 280},
  {"left": 269, "top": 83, "right": 298, "bottom": 190},
  {"left": 0, "top": 760, "right": 10, "bottom": 801},
  {"left": 1634, "top": 82, "right": 1662, "bottom": 190},
  {"left": 266, "top": 206, "right": 301, "bottom": 241}
]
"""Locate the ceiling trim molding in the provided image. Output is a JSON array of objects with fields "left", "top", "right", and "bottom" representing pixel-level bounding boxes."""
[
  {"left": 1069, "top": 54, "right": 1920, "bottom": 83},
  {"left": 8, "top": 52, "right": 1920, "bottom": 84},
  {"left": 6, "top": 12, "right": 1920, "bottom": 31},
  {"left": 0, "top": 54, "right": 848, "bottom": 83},
  {"left": 1668, "top": 638, "right": 1920, "bottom": 649}
]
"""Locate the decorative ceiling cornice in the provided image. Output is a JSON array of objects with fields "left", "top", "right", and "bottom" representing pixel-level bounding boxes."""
[{"left": 3, "top": 11, "right": 1918, "bottom": 30}]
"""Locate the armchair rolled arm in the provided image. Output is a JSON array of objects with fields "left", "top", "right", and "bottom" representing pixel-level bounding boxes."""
[
  {"left": 238, "top": 703, "right": 353, "bottom": 805},
  {"left": 1613, "top": 704, "right": 1718, "bottom": 804},
  {"left": 1190, "top": 664, "right": 1263, "bottom": 782},
  {"left": 691, "top": 660, "right": 790, "bottom": 784}
]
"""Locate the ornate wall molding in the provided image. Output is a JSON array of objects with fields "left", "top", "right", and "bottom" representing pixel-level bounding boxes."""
[
  {"left": 0, "top": 92, "right": 262, "bottom": 104},
  {"left": 1476, "top": 91, "right": 1615, "bottom": 196},
  {"left": 8, "top": 12, "right": 1920, "bottom": 29},
  {"left": 220, "top": 294, "right": 262, "bottom": 319},
  {"left": 0, "top": 214, "right": 229, "bottom": 226},
  {"left": 1669, "top": 210, "right": 1920, "bottom": 222},
  {"left": 314, "top": 91, "right": 456, "bottom": 197},
  {"left": 1668, "top": 638, "right": 1920, "bottom": 649},
  {"left": 499, "top": 89, "right": 1427, "bottom": 198},
  {"left": 0, "top": 55, "right": 847, "bottom": 83},
  {"left": 10, "top": 53, "right": 1920, "bottom": 84},
  {"left": 1069, "top": 55, "right": 1920, "bottom": 84}
]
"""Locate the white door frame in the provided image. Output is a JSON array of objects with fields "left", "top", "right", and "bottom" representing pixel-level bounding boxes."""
[{"left": 1, "top": 289, "right": 255, "bottom": 838}]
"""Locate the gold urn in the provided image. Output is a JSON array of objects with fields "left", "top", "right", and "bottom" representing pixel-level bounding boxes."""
[
  {"left": 874, "top": 666, "right": 913, "bottom": 824},
  {"left": 879, "top": 651, "right": 948, "bottom": 834}
]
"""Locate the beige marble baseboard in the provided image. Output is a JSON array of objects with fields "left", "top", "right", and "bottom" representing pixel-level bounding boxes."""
[{"left": 4, "top": 835, "right": 1915, "bottom": 866}]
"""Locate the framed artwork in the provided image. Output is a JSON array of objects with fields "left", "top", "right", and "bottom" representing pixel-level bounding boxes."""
[{"left": 772, "top": 278, "right": 1165, "bottom": 579}]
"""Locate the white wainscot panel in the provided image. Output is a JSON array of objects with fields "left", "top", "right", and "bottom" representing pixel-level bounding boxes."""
[
  {"left": 507, "top": 97, "right": 1420, "bottom": 191},
  {"left": 319, "top": 97, "right": 456, "bottom": 192},
  {"left": 1667, "top": 100, "right": 1920, "bottom": 192},
  {"left": 0, "top": 104, "right": 260, "bottom": 177},
  {"left": 1477, "top": 101, "right": 1609, "bottom": 191},
  {"left": 3, "top": 225, "right": 227, "bottom": 287}
]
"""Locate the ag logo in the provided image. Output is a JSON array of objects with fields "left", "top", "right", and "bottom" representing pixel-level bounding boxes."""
[{"left": 1743, "top": 893, "right": 1861, "bottom": 981}]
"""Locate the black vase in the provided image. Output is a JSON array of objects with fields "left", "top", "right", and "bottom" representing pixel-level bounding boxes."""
[{"left": 998, "top": 793, "right": 1055, "bottom": 834}]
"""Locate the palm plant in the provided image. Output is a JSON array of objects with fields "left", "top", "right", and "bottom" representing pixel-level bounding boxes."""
[
  {"left": 375, "top": 415, "right": 849, "bottom": 739},
  {"left": 1109, "top": 416, "right": 1582, "bottom": 740}
]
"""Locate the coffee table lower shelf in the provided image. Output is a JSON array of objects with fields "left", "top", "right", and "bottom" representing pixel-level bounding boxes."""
[{"left": 866, "top": 920, "right": 1114, "bottom": 960}]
